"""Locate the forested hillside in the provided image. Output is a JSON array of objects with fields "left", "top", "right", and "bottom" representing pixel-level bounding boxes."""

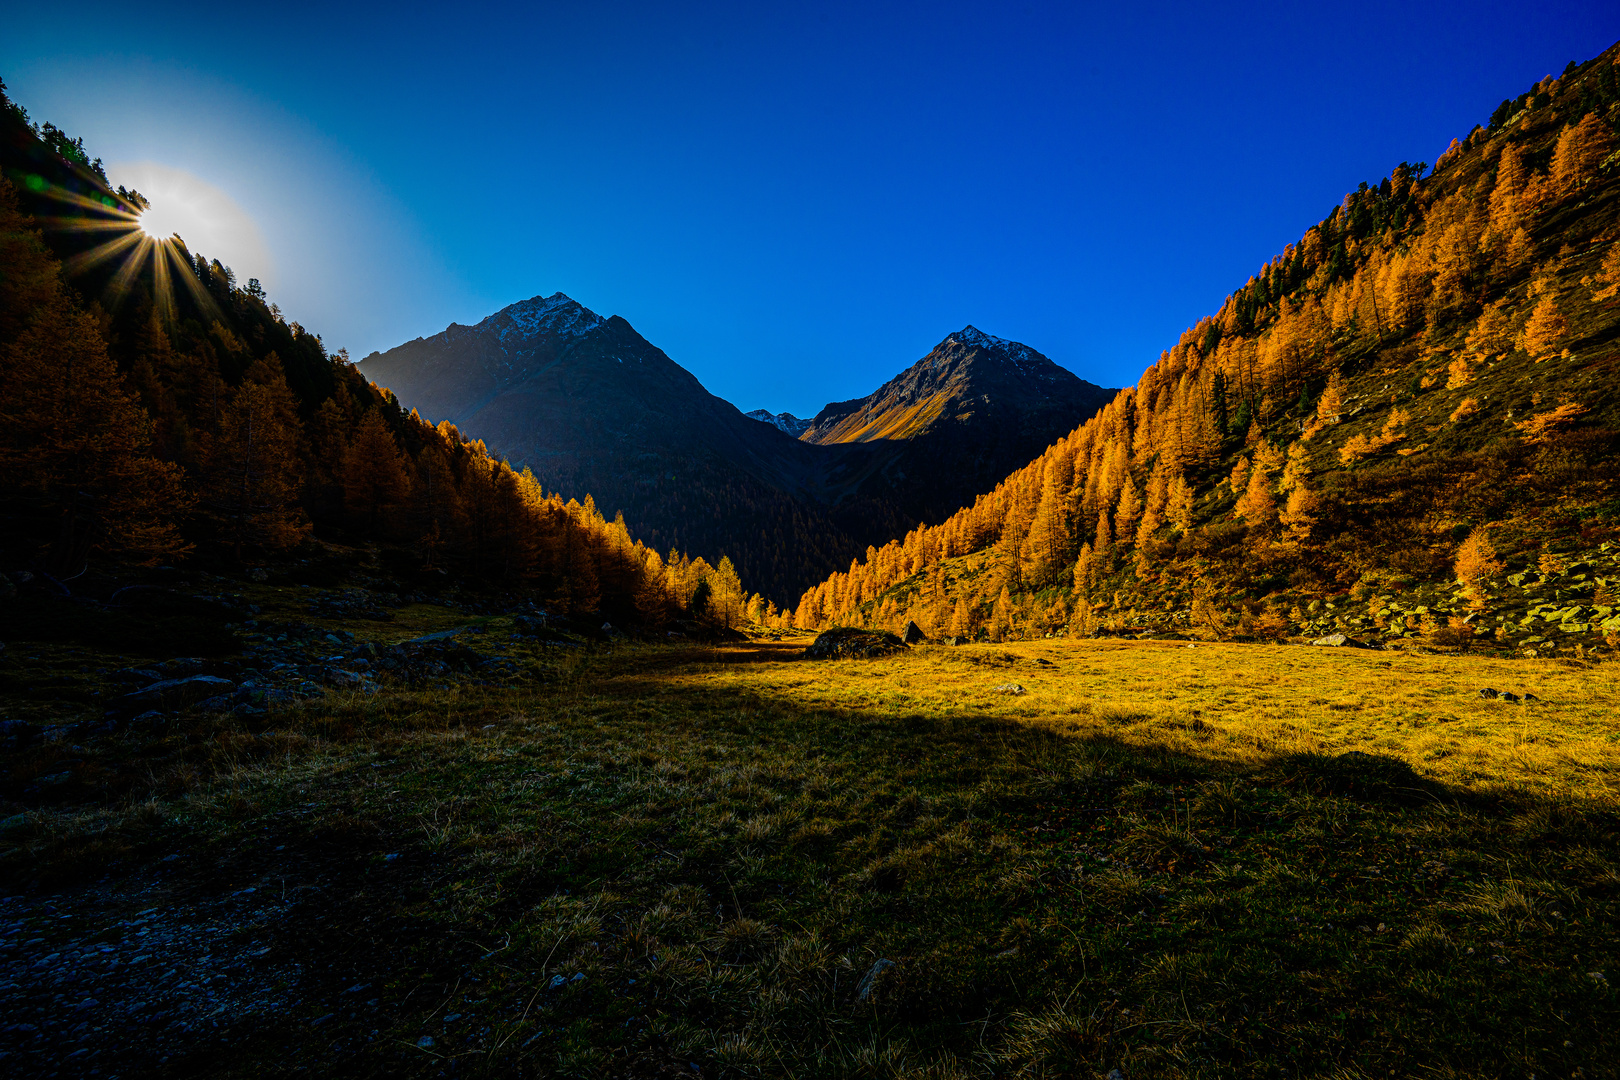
[
  {"left": 361, "top": 305, "right": 1113, "bottom": 605},
  {"left": 0, "top": 80, "right": 744, "bottom": 628},
  {"left": 789, "top": 45, "right": 1620, "bottom": 654}
]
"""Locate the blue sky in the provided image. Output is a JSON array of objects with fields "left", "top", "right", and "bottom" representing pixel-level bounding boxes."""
[{"left": 3, "top": 2, "right": 1615, "bottom": 416}]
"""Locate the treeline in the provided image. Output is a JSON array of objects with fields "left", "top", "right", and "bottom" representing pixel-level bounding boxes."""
[
  {"left": 0, "top": 81, "right": 757, "bottom": 627},
  {"left": 792, "top": 47, "right": 1620, "bottom": 639}
]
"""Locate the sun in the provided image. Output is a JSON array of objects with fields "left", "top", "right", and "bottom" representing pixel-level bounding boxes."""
[{"left": 138, "top": 203, "right": 181, "bottom": 241}]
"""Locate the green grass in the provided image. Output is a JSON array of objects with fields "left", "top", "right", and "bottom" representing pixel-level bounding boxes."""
[{"left": 3, "top": 637, "right": 1619, "bottom": 1078}]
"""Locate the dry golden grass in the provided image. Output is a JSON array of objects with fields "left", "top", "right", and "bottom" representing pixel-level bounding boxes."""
[{"left": 658, "top": 639, "right": 1620, "bottom": 800}]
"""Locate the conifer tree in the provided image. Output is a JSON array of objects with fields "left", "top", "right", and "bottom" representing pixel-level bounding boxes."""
[
  {"left": 990, "top": 586, "right": 1014, "bottom": 642},
  {"left": 0, "top": 261, "right": 191, "bottom": 570},
  {"left": 1114, "top": 475, "right": 1142, "bottom": 546},
  {"left": 342, "top": 409, "right": 412, "bottom": 535},
  {"left": 1279, "top": 483, "right": 1319, "bottom": 544},
  {"left": 1517, "top": 296, "right": 1569, "bottom": 358},
  {"left": 1166, "top": 472, "right": 1195, "bottom": 533},
  {"left": 1314, "top": 370, "right": 1347, "bottom": 426},
  {"left": 203, "top": 358, "right": 308, "bottom": 558},
  {"left": 1552, "top": 112, "right": 1614, "bottom": 191},
  {"left": 1236, "top": 468, "right": 1276, "bottom": 530}
]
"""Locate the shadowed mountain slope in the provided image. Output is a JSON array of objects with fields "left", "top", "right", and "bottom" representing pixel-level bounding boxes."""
[
  {"left": 799, "top": 326, "right": 1115, "bottom": 530},
  {"left": 362, "top": 301, "right": 1114, "bottom": 602},
  {"left": 361, "top": 294, "right": 880, "bottom": 603}
]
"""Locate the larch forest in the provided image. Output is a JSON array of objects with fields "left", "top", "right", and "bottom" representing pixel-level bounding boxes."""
[{"left": 3, "top": 38, "right": 1620, "bottom": 1080}]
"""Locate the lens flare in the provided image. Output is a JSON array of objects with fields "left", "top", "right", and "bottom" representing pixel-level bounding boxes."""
[{"left": 27, "top": 173, "right": 221, "bottom": 323}]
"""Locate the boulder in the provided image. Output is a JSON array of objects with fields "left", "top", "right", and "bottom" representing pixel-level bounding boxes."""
[
  {"left": 1312, "top": 632, "right": 1370, "bottom": 648},
  {"left": 117, "top": 674, "right": 235, "bottom": 712},
  {"left": 992, "top": 684, "right": 1027, "bottom": 695},
  {"left": 900, "top": 620, "right": 926, "bottom": 644},
  {"left": 804, "top": 627, "right": 907, "bottom": 660},
  {"left": 325, "top": 668, "right": 368, "bottom": 688}
]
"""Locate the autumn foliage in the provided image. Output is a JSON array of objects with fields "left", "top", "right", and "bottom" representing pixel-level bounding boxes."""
[
  {"left": 0, "top": 94, "right": 759, "bottom": 626},
  {"left": 789, "top": 49, "right": 1620, "bottom": 640}
]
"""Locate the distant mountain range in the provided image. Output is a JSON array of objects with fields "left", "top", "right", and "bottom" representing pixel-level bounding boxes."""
[
  {"left": 360, "top": 295, "right": 1113, "bottom": 600},
  {"left": 744, "top": 410, "right": 812, "bottom": 437}
]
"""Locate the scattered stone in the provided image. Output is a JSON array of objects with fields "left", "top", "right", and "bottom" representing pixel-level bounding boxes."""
[
  {"left": 324, "top": 668, "right": 374, "bottom": 691},
  {"left": 856, "top": 958, "right": 894, "bottom": 1001},
  {"left": 804, "top": 627, "right": 907, "bottom": 660},
  {"left": 900, "top": 620, "right": 926, "bottom": 644},
  {"left": 1034, "top": 657, "right": 1054, "bottom": 666},
  {"left": 1500, "top": 691, "right": 1521, "bottom": 703},
  {"left": 1479, "top": 687, "right": 1500, "bottom": 699},
  {"left": 1312, "top": 632, "right": 1370, "bottom": 648},
  {"left": 992, "top": 684, "right": 1026, "bottom": 695},
  {"left": 512, "top": 614, "right": 551, "bottom": 635}
]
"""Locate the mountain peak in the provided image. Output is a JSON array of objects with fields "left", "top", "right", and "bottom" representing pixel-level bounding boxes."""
[
  {"left": 940, "top": 324, "right": 1053, "bottom": 378},
  {"left": 949, "top": 325, "right": 1010, "bottom": 350},
  {"left": 745, "top": 409, "right": 813, "bottom": 437},
  {"left": 477, "top": 292, "right": 605, "bottom": 342}
]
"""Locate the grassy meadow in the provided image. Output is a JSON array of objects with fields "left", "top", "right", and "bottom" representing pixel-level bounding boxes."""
[{"left": 4, "top": 625, "right": 1620, "bottom": 1079}]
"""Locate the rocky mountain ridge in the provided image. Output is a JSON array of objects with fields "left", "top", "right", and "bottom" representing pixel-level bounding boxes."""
[
  {"left": 744, "top": 410, "right": 813, "bottom": 437},
  {"left": 361, "top": 296, "right": 1115, "bottom": 600}
]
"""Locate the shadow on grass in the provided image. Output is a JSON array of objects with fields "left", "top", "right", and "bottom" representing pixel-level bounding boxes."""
[{"left": 1, "top": 657, "right": 1616, "bottom": 1079}]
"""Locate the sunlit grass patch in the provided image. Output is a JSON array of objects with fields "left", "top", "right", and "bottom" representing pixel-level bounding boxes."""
[{"left": 1, "top": 638, "right": 1616, "bottom": 1077}]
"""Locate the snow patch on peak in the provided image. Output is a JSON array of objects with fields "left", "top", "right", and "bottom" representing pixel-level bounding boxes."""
[
  {"left": 945, "top": 325, "right": 1047, "bottom": 374},
  {"left": 480, "top": 292, "right": 605, "bottom": 343},
  {"left": 745, "top": 409, "right": 812, "bottom": 437},
  {"left": 951, "top": 325, "right": 1011, "bottom": 350}
]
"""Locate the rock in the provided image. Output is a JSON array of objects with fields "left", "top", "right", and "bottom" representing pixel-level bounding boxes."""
[
  {"left": 246, "top": 567, "right": 270, "bottom": 582},
  {"left": 992, "top": 684, "right": 1026, "bottom": 695},
  {"left": 117, "top": 675, "right": 235, "bottom": 712},
  {"left": 195, "top": 694, "right": 235, "bottom": 712},
  {"left": 900, "top": 620, "right": 926, "bottom": 644},
  {"left": 404, "top": 627, "right": 470, "bottom": 644},
  {"left": 1312, "top": 632, "right": 1369, "bottom": 648},
  {"left": 1499, "top": 691, "right": 1521, "bottom": 703},
  {"left": 804, "top": 627, "right": 907, "bottom": 660},
  {"left": 1034, "top": 657, "right": 1054, "bottom": 666},
  {"left": 856, "top": 958, "right": 894, "bottom": 1002},
  {"left": 1478, "top": 687, "right": 1499, "bottom": 699},
  {"left": 1523, "top": 692, "right": 1541, "bottom": 702},
  {"left": 109, "top": 666, "right": 164, "bottom": 684},
  {"left": 325, "top": 668, "right": 376, "bottom": 692}
]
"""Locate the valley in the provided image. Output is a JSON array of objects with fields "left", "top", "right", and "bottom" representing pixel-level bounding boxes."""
[
  {"left": 3, "top": 32, "right": 1620, "bottom": 1080},
  {"left": 1, "top": 576, "right": 1616, "bottom": 1077}
]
